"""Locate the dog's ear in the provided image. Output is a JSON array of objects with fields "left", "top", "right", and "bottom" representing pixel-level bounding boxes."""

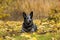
[
  {"left": 23, "top": 12, "right": 26, "bottom": 18},
  {"left": 30, "top": 11, "right": 33, "bottom": 18}
]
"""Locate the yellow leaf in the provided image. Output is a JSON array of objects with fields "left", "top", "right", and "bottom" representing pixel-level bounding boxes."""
[
  {"left": 21, "top": 33, "right": 31, "bottom": 38},
  {"left": 30, "top": 37, "right": 37, "bottom": 40},
  {"left": 0, "top": 38, "right": 3, "bottom": 40}
]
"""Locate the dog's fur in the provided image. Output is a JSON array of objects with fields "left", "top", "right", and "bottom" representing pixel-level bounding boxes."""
[{"left": 21, "top": 11, "right": 37, "bottom": 33}]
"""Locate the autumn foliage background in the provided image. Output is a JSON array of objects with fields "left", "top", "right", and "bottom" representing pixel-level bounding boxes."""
[
  {"left": 0, "top": 0, "right": 60, "bottom": 20},
  {"left": 0, "top": 0, "right": 60, "bottom": 40}
]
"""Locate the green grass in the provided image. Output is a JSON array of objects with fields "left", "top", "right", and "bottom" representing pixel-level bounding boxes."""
[{"left": 11, "top": 33, "right": 60, "bottom": 40}]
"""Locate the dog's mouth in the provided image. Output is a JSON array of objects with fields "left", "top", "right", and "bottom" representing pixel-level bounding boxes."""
[
  {"left": 26, "top": 21, "right": 31, "bottom": 25},
  {"left": 25, "top": 22, "right": 32, "bottom": 25},
  {"left": 27, "top": 23, "right": 30, "bottom": 25}
]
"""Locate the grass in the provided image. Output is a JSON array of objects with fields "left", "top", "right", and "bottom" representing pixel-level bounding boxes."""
[{"left": 0, "top": 19, "right": 60, "bottom": 40}]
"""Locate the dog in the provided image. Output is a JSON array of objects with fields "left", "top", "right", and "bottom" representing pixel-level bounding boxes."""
[{"left": 21, "top": 11, "right": 37, "bottom": 33}]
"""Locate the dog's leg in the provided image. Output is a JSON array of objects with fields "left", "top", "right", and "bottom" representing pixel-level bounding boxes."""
[
  {"left": 21, "top": 30, "right": 25, "bottom": 33},
  {"left": 21, "top": 28, "right": 25, "bottom": 33},
  {"left": 31, "top": 25, "right": 37, "bottom": 32},
  {"left": 31, "top": 28, "right": 35, "bottom": 32}
]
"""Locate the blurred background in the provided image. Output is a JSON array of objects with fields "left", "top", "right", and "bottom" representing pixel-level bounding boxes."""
[
  {"left": 0, "top": 0, "right": 60, "bottom": 40},
  {"left": 0, "top": 0, "right": 60, "bottom": 21}
]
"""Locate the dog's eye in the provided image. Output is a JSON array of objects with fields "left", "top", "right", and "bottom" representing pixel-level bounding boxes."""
[
  {"left": 30, "top": 17, "right": 31, "bottom": 18},
  {"left": 24, "top": 18, "right": 26, "bottom": 19}
]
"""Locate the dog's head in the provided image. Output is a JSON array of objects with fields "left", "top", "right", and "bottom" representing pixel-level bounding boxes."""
[{"left": 23, "top": 11, "right": 33, "bottom": 25}]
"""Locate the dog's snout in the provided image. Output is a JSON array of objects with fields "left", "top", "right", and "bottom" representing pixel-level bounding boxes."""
[
  {"left": 28, "top": 19, "right": 31, "bottom": 23},
  {"left": 29, "top": 20, "right": 31, "bottom": 22}
]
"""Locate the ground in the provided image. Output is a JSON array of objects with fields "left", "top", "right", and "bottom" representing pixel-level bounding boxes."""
[{"left": 0, "top": 19, "right": 60, "bottom": 40}]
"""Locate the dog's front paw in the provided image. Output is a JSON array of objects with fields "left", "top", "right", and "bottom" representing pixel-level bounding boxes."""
[
  {"left": 20, "top": 30, "right": 25, "bottom": 33},
  {"left": 31, "top": 28, "right": 35, "bottom": 32}
]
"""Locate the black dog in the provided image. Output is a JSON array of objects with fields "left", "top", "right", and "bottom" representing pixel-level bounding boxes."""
[{"left": 21, "top": 11, "right": 37, "bottom": 33}]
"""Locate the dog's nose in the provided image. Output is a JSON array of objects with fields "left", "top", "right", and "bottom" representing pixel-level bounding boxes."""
[{"left": 29, "top": 20, "right": 31, "bottom": 22}]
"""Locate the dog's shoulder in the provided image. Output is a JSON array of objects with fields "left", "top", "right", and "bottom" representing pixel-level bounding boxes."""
[
  {"left": 32, "top": 24, "right": 37, "bottom": 29},
  {"left": 33, "top": 24, "right": 37, "bottom": 27}
]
